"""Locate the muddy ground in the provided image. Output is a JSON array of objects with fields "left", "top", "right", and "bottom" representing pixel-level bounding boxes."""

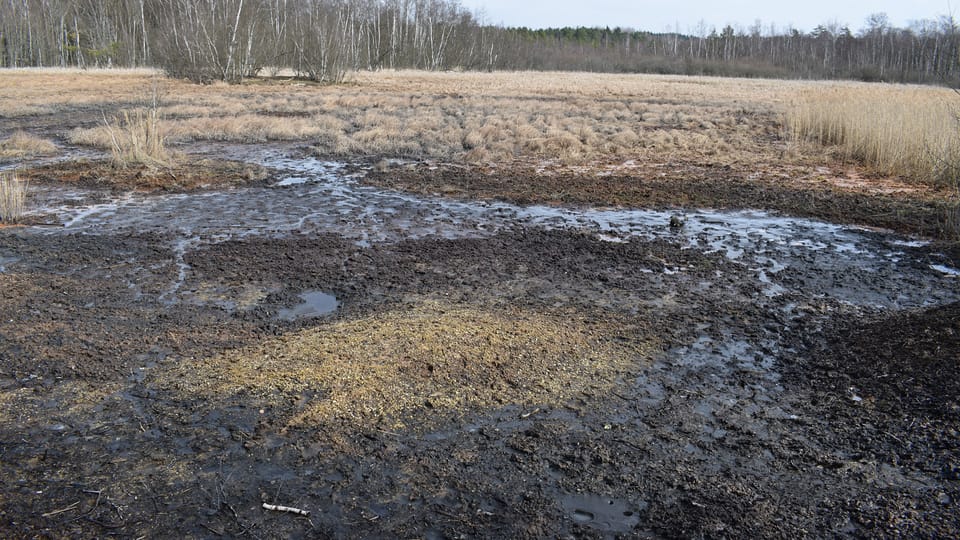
[
  {"left": 1, "top": 143, "right": 959, "bottom": 538},
  {"left": 364, "top": 160, "right": 960, "bottom": 241}
]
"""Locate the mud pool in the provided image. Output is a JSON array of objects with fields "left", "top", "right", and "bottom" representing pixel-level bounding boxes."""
[{"left": 2, "top": 145, "right": 959, "bottom": 538}]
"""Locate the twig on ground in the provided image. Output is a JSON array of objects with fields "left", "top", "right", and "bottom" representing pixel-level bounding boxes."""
[
  {"left": 42, "top": 501, "right": 80, "bottom": 518},
  {"left": 262, "top": 503, "right": 310, "bottom": 517},
  {"left": 202, "top": 523, "right": 225, "bottom": 536}
]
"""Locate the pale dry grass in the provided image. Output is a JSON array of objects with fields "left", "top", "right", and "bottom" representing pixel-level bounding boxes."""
[
  {"left": 788, "top": 84, "right": 960, "bottom": 187},
  {"left": 156, "top": 300, "right": 649, "bottom": 429},
  {"left": 3, "top": 68, "right": 800, "bottom": 167},
  {"left": 0, "top": 68, "right": 162, "bottom": 117},
  {"left": 103, "top": 107, "right": 170, "bottom": 168},
  {"left": 0, "top": 131, "right": 58, "bottom": 159},
  {"left": 0, "top": 171, "right": 28, "bottom": 222},
  {"left": 13, "top": 68, "right": 957, "bottom": 189}
]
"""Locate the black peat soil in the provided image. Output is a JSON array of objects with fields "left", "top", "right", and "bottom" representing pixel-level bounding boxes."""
[{"left": 1, "top": 150, "right": 959, "bottom": 538}]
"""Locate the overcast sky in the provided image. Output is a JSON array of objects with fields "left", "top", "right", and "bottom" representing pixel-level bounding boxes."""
[{"left": 458, "top": 0, "right": 954, "bottom": 33}]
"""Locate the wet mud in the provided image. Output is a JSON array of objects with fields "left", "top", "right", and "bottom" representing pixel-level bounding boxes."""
[
  {"left": 1, "top": 144, "right": 959, "bottom": 538},
  {"left": 364, "top": 161, "right": 958, "bottom": 240}
]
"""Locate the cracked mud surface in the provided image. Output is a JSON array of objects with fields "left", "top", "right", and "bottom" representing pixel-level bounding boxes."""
[{"left": 1, "top": 145, "right": 959, "bottom": 538}]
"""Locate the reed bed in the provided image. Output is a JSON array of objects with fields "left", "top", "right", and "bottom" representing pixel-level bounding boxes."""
[
  {"left": 103, "top": 106, "right": 170, "bottom": 168},
  {"left": 788, "top": 85, "right": 960, "bottom": 187}
]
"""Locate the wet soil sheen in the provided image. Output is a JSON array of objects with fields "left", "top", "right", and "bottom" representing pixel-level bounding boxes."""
[
  {"left": 364, "top": 160, "right": 958, "bottom": 240},
  {"left": 1, "top": 144, "right": 959, "bottom": 538}
]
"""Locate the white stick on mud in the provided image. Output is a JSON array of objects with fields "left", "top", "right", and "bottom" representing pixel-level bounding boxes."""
[{"left": 262, "top": 503, "right": 310, "bottom": 517}]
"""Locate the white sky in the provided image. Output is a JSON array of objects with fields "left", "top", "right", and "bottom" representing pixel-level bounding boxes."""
[{"left": 458, "top": 0, "right": 955, "bottom": 33}]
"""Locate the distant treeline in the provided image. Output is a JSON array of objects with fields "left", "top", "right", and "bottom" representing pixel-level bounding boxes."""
[{"left": 1, "top": 0, "right": 957, "bottom": 84}]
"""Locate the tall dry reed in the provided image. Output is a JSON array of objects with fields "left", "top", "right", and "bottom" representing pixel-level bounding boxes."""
[
  {"left": 0, "top": 171, "right": 28, "bottom": 223},
  {"left": 787, "top": 85, "right": 960, "bottom": 188},
  {"left": 103, "top": 82, "right": 171, "bottom": 168}
]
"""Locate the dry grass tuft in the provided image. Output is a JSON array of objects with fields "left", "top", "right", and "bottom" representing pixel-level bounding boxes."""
[
  {"left": 104, "top": 107, "right": 170, "bottom": 168},
  {"left": 788, "top": 85, "right": 960, "bottom": 187},
  {"left": 0, "top": 131, "right": 58, "bottom": 159},
  {"left": 0, "top": 171, "right": 28, "bottom": 223},
  {"left": 158, "top": 301, "right": 650, "bottom": 429}
]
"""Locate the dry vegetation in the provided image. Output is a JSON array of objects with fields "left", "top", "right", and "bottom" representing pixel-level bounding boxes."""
[
  {"left": 102, "top": 107, "right": 170, "bottom": 168},
  {"left": 1, "top": 68, "right": 792, "bottom": 167},
  {"left": 0, "top": 171, "right": 28, "bottom": 223},
  {"left": 1, "top": 68, "right": 958, "bottom": 234},
  {"left": 3, "top": 68, "right": 953, "bottom": 183},
  {"left": 0, "top": 131, "right": 58, "bottom": 160},
  {"left": 156, "top": 300, "right": 650, "bottom": 430},
  {"left": 788, "top": 84, "right": 960, "bottom": 188}
]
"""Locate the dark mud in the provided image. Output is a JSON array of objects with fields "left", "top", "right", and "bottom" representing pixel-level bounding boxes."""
[
  {"left": 1, "top": 145, "right": 959, "bottom": 538},
  {"left": 364, "top": 161, "right": 959, "bottom": 240}
]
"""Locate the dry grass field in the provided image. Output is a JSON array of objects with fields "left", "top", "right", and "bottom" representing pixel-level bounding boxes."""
[
  {"left": 0, "top": 68, "right": 947, "bottom": 174},
  {"left": 1, "top": 68, "right": 958, "bottom": 235},
  {"left": 28, "top": 69, "right": 789, "bottom": 166}
]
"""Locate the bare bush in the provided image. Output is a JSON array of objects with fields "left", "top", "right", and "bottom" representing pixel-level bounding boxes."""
[
  {"left": 150, "top": 0, "right": 264, "bottom": 84},
  {"left": 0, "top": 171, "right": 28, "bottom": 223}
]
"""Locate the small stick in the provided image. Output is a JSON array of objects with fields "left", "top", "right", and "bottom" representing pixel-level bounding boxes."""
[
  {"left": 42, "top": 501, "right": 80, "bottom": 517},
  {"left": 262, "top": 503, "right": 310, "bottom": 517}
]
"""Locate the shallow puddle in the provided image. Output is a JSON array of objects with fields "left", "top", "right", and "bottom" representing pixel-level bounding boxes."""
[
  {"left": 277, "top": 290, "right": 339, "bottom": 321},
  {"left": 559, "top": 493, "right": 644, "bottom": 533}
]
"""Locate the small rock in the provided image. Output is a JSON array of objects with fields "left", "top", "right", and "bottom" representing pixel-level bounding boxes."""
[
  {"left": 669, "top": 215, "right": 685, "bottom": 229},
  {"left": 937, "top": 492, "right": 951, "bottom": 505}
]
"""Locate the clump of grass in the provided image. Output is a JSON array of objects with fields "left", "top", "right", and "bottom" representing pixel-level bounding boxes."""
[
  {"left": 104, "top": 107, "right": 170, "bottom": 168},
  {"left": 0, "top": 171, "right": 28, "bottom": 223},
  {"left": 787, "top": 85, "right": 960, "bottom": 187},
  {"left": 0, "top": 131, "right": 58, "bottom": 159},
  {"left": 101, "top": 81, "right": 173, "bottom": 168}
]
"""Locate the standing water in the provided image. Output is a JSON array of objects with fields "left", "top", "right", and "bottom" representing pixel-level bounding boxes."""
[{"left": 22, "top": 146, "right": 960, "bottom": 309}]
